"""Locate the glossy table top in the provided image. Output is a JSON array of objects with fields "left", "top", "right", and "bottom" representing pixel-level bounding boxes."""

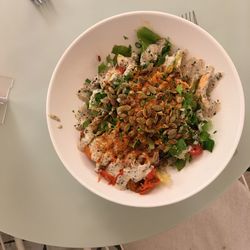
[{"left": 0, "top": 0, "right": 249, "bottom": 248}]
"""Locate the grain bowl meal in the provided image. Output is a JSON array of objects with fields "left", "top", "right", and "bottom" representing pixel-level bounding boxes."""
[{"left": 74, "top": 27, "right": 222, "bottom": 195}]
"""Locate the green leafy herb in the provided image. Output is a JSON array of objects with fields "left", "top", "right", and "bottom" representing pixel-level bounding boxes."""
[
  {"left": 176, "top": 84, "right": 183, "bottom": 95},
  {"left": 188, "top": 113, "right": 199, "bottom": 126},
  {"left": 137, "top": 26, "right": 161, "bottom": 51},
  {"left": 201, "top": 120, "right": 212, "bottom": 132},
  {"left": 183, "top": 93, "right": 197, "bottom": 110},
  {"left": 85, "top": 78, "right": 91, "bottom": 84},
  {"left": 82, "top": 119, "right": 91, "bottom": 129},
  {"left": 112, "top": 45, "right": 132, "bottom": 57},
  {"left": 94, "top": 92, "right": 107, "bottom": 104},
  {"left": 90, "top": 110, "right": 99, "bottom": 117},
  {"left": 124, "top": 87, "right": 130, "bottom": 95},
  {"left": 98, "top": 63, "right": 108, "bottom": 74},
  {"left": 199, "top": 131, "right": 210, "bottom": 142},
  {"left": 177, "top": 138, "right": 187, "bottom": 151},
  {"left": 137, "top": 127, "right": 143, "bottom": 133},
  {"left": 202, "top": 138, "right": 215, "bottom": 152},
  {"left": 98, "top": 121, "right": 109, "bottom": 133},
  {"left": 124, "top": 73, "right": 133, "bottom": 82},
  {"left": 169, "top": 139, "right": 187, "bottom": 156},
  {"left": 175, "top": 159, "right": 186, "bottom": 171},
  {"left": 155, "top": 42, "right": 171, "bottom": 66}
]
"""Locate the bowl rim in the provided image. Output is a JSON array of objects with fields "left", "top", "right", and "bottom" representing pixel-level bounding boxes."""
[{"left": 46, "top": 10, "right": 245, "bottom": 207}]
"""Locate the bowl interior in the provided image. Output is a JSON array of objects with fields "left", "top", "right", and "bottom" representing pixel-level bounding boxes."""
[{"left": 46, "top": 11, "right": 244, "bottom": 207}]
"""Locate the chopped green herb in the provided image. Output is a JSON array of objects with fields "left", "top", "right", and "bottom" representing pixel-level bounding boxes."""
[
  {"left": 176, "top": 138, "right": 187, "bottom": 151},
  {"left": 98, "top": 121, "right": 109, "bottom": 133},
  {"left": 90, "top": 110, "right": 99, "bottom": 117},
  {"left": 201, "top": 120, "right": 212, "bottom": 132},
  {"left": 183, "top": 93, "right": 197, "bottom": 110},
  {"left": 169, "top": 139, "right": 187, "bottom": 157},
  {"left": 124, "top": 87, "right": 130, "bottom": 95},
  {"left": 202, "top": 138, "right": 215, "bottom": 152},
  {"left": 199, "top": 131, "right": 210, "bottom": 142},
  {"left": 188, "top": 113, "right": 199, "bottom": 126},
  {"left": 155, "top": 42, "right": 171, "bottom": 66},
  {"left": 137, "top": 127, "right": 143, "bottom": 133},
  {"left": 137, "top": 26, "right": 161, "bottom": 51},
  {"left": 112, "top": 45, "right": 132, "bottom": 57},
  {"left": 82, "top": 119, "right": 91, "bottom": 129},
  {"left": 175, "top": 159, "right": 186, "bottom": 171},
  {"left": 98, "top": 63, "right": 108, "bottom": 74},
  {"left": 94, "top": 92, "right": 107, "bottom": 104},
  {"left": 124, "top": 73, "right": 133, "bottom": 82},
  {"left": 85, "top": 78, "right": 91, "bottom": 84},
  {"left": 176, "top": 84, "right": 183, "bottom": 95}
]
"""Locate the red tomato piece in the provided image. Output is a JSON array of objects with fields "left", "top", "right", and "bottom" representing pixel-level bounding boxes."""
[{"left": 190, "top": 144, "right": 203, "bottom": 157}]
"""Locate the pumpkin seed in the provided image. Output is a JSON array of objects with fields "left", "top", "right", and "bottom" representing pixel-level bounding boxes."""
[
  {"left": 136, "top": 117, "right": 146, "bottom": 124},
  {"left": 108, "top": 86, "right": 115, "bottom": 94},
  {"left": 146, "top": 118, "right": 153, "bottom": 127},
  {"left": 148, "top": 85, "right": 156, "bottom": 94},
  {"left": 170, "top": 114, "right": 176, "bottom": 123},
  {"left": 152, "top": 105, "right": 163, "bottom": 111},
  {"left": 167, "top": 128, "right": 177, "bottom": 139},
  {"left": 119, "top": 113, "right": 127, "bottom": 118},
  {"left": 138, "top": 91, "right": 147, "bottom": 99},
  {"left": 117, "top": 105, "right": 131, "bottom": 113}
]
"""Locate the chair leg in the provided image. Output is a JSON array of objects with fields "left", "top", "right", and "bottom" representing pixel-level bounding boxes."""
[
  {"left": 14, "top": 238, "right": 25, "bottom": 250},
  {"left": 0, "top": 234, "right": 6, "bottom": 250}
]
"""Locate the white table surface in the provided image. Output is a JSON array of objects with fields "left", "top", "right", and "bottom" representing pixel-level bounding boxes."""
[{"left": 0, "top": 0, "right": 249, "bottom": 248}]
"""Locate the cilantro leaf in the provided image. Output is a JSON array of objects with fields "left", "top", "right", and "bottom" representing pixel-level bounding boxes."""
[
  {"left": 94, "top": 92, "right": 107, "bottom": 104},
  {"left": 175, "top": 159, "right": 186, "bottom": 171},
  {"left": 176, "top": 84, "right": 183, "bottom": 95},
  {"left": 98, "top": 63, "right": 108, "bottom": 74}
]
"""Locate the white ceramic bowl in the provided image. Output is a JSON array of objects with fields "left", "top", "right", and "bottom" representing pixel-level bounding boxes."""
[{"left": 46, "top": 11, "right": 245, "bottom": 207}]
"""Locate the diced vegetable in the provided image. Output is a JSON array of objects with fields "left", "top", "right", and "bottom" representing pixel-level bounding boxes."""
[{"left": 189, "top": 144, "right": 203, "bottom": 157}]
